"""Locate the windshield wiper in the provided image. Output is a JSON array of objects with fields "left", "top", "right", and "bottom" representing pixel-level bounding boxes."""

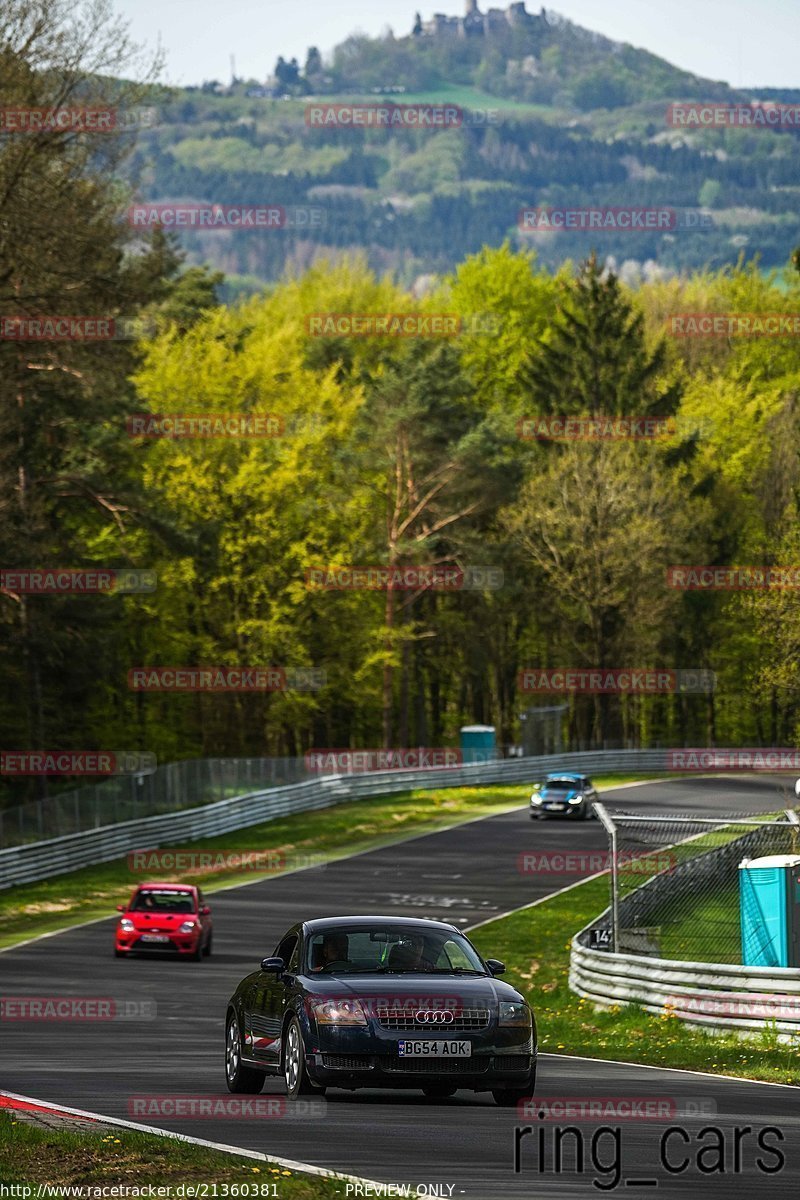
[{"left": 427, "top": 968, "right": 485, "bottom": 975}]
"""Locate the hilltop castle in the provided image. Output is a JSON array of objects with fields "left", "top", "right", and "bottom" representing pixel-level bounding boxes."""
[{"left": 417, "top": 1, "right": 548, "bottom": 39}]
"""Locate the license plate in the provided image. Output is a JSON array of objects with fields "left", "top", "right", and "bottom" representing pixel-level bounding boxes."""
[
  {"left": 140, "top": 933, "right": 170, "bottom": 943},
  {"left": 398, "top": 1040, "right": 471, "bottom": 1058},
  {"left": 546, "top": 803, "right": 566, "bottom": 811}
]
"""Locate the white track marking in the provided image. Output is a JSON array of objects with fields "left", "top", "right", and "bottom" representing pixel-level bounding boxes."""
[{"left": 0, "top": 1088, "right": 398, "bottom": 1186}]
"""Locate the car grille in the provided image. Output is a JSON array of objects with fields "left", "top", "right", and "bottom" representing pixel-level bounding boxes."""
[
  {"left": 383, "top": 1056, "right": 489, "bottom": 1074},
  {"left": 493, "top": 1055, "right": 530, "bottom": 1070},
  {"left": 321, "top": 1054, "right": 374, "bottom": 1071},
  {"left": 376, "top": 1007, "right": 491, "bottom": 1031}
]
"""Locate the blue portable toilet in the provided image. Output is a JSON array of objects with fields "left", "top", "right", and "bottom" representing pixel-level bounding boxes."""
[
  {"left": 739, "top": 854, "right": 800, "bottom": 967},
  {"left": 459, "top": 724, "right": 496, "bottom": 765}
]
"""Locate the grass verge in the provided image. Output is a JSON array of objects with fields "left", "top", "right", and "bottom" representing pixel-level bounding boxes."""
[
  {"left": 470, "top": 874, "right": 800, "bottom": 1086},
  {"left": 0, "top": 1110, "right": 345, "bottom": 1194},
  {"left": 0, "top": 775, "right": 652, "bottom": 950}
]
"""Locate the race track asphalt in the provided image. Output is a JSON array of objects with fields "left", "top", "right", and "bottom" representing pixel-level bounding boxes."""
[{"left": 2, "top": 774, "right": 799, "bottom": 1197}]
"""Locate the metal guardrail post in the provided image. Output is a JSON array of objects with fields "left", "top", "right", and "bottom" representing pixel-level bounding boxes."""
[{"left": 594, "top": 801, "right": 619, "bottom": 953}]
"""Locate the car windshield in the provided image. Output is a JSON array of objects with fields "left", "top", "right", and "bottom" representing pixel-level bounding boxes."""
[
  {"left": 305, "top": 925, "right": 487, "bottom": 975},
  {"left": 131, "top": 890, "right": 195, "bottom": 913},
  {"left": 546, "top": 778, "right": 580, "bottom": 790}
]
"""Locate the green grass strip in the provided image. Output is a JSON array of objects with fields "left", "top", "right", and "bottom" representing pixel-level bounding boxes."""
[
  {"left": 0, "top": 1110, "right": 348, "bottom": 1194},
  {"left": 0, "top": 776, "right": 650, "bottom": 951}
]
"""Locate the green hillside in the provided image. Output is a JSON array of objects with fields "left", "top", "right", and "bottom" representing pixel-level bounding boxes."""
[{"left": 125, "top": 4, "right": 800, "bottom": 289}]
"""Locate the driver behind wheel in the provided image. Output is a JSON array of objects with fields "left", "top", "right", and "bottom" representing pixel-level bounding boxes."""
[
  {"left": 310, "top": 931, "right": 349, "bottom": 971},
  {"left": 386, "top": 933, "right": 432, "bottom": 971}
]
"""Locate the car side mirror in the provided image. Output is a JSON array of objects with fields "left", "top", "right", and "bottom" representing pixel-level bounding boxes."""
[
  {"left": 200, "top": 906, "right": 211, "bottom": 916},
  {"left": 261, "top": 956, "right": 285, "bottom": 972},
  {"left": 485, "top": 958, "right": 505, "bottom": 976},
  {"left": 116, "top": 905, "right": 125, "bottom": 912}
]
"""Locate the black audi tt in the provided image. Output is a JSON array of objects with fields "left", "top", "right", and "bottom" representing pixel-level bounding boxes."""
[{"left": 224, "top": 915, "right": 536, "bottom": 1105}]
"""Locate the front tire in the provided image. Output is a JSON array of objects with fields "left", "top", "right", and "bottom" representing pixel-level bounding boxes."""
[
  {"left": 421, "top": 1084, "right": 457, "bottom": 1100},
  {"left": 225, "top": 1014, "right": 264, "bottom": 1094},
  {"left": 283, "top": 1016, "right": 317, "bottom": 1099},
  {"left": 492, "top": 1064, "right": 536, "bottom": 1107}
]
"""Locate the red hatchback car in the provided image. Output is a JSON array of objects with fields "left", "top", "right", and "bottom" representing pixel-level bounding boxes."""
[{"left": 114, "top": 883, "right": 213, "bottom": 960}]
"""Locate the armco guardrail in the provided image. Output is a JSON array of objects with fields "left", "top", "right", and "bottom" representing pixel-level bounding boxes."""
[
  {"left": 570, "top": 935, "right": 800, "bottom": 1036},
  {"left": 570, "top": 811, "right": 800, "bottom": 1036},
  {"left": 0, "top": 749, "right": 668, "bottom": 888}
]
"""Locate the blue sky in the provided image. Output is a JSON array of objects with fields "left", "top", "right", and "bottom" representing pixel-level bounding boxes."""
[{"left": 112, "top": 0, "right": 799, "bottom": 90}]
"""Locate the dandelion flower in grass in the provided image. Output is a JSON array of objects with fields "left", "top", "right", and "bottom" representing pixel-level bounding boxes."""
[
  {"left": 281, "top": 1171, "right": 292, "bottom": 1176},
  {"left": 251, "top": 1168, "right": 260, "bottom": 1174}
]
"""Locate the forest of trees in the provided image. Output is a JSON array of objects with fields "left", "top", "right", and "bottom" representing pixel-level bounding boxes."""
[
  {"left": 3, "top": 0, "right": 800, "bottom": 805},
  {"left": 131, "top": 89, "right": 800, "bottom": 288}
]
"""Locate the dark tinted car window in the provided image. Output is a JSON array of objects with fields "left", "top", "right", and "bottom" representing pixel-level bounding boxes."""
[
  {"left": 131, "top": 890, "right": 195, "bottom": 913},
  {"left": 275, "top": 933, "right": 298, "bottom": 967},
  {"left": 305, "top": 924, "right": 485, "bottom": 974}
]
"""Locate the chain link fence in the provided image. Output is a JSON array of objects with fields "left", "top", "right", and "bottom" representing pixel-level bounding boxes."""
[
  {"left": 0, "top": 751, "right": 510, "bottom": 849},
  {"left": 594, "top": 804, "right": 800, "bottom": 963},
  {"left": 0, "top": 758, "right": 313, "bottom": 849}
]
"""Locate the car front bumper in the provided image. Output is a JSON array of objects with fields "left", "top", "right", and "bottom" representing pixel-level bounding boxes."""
[
  {"left": 307, "top": 1050, "right": 535, "bottom": 1090},
  {"left": 531, "top": 802, "right": 585, "bottom": 817},
  {"left": 115, "top": 933, "right": 202, "bottom": 954},
  {"left": 304, "top": 1024, "right": 535, "bottom": 1090}
]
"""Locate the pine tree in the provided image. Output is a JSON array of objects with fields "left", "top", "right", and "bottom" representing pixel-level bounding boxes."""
[{"left": 524, "top": 252, "right": 680, "bottom": 419}]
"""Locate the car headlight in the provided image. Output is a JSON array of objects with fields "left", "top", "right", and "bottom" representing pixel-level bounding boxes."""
[
  {"left": 119, "top": 918, "right": 135, "bottom": 932},
  {"left": 530, "top": 793, "right": 542, "bottom": 805},
  {"left": 568, "top": 794, "right": 584, "bottom": 804},
  {"left": 178, "top": 920, "right": 196, "bottom": 933},
  {"left": 498, "top": 1001, "right": 531, "bottom": 1027},
  {"left": 309, "top": 998, "right": 368, "bottom": 1026}
]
